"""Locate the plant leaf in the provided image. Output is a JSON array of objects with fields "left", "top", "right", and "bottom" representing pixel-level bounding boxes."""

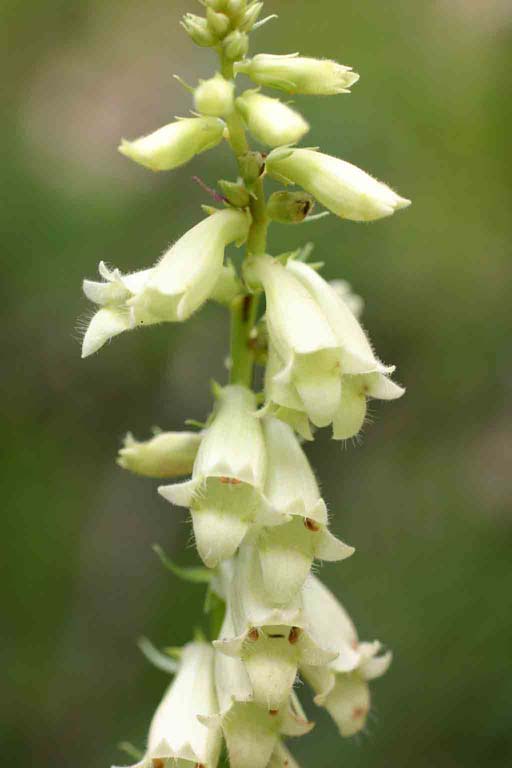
[
  {"left": 137, "top": 636, "right": 179, "bottom": 674},
  {"left": 153, "top": 544, "right": 213, "bottom": 584}
]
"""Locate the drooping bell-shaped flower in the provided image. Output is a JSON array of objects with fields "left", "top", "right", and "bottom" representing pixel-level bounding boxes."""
[
  {"left": 245, "top": 254, "right": 342, "bottom": 429},
  {"left": 286, "top": 259, "right": 404, "bottom": 439},
  {"left": 300, "top": 576, "right": 392, "bottom": 737},
  {"left": 266, "top": 148, "right": 411, "bottom": 222},
  {"left": 235, "top": 90, "right": 310, "bottom": 148},
  {"left": 257, "top": 417, "right": 354, "bottom": 604},
  {"left": 117, "top": 430, "right": 202, "bottom": 478},
  {"left": 235, "top": 54, "right": 359, "bottom": 95},
  {"left": 119, "top": 116, "right": 225, "bottom": 172},
  {"left": 201, "top": 609, "right": 313, "bottom": 768},
  {"left": 159, "top": 385, "right": 282, "bottom": 568},
  {"left": 214, "top": 543, "right": 337, "bottom": 710},
  {"left": 81, "top": 209, "right": 250, "bottom": 357},
  {"left": 113, "top": 641, "right": 222, "bottom": 768}
]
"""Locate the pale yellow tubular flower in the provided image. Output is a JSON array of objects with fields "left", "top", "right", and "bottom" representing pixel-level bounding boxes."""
[
  {"left": 113, "top": 642, "right": 221, "bottom": 768},
  {"left": 266, "top": 147, "right": 411, "bottom": 222}
]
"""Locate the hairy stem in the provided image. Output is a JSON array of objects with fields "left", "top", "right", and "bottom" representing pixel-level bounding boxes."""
[{"left": 222, "top": 56, "right": 268, "bottom": 388}]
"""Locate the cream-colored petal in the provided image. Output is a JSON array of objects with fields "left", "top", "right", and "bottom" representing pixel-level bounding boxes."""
[{"left": 81, "top": 307, "right": 133, "bottom": 358}]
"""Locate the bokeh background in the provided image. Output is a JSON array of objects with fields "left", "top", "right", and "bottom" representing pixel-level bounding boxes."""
[{"left": 2, "top": 0, "right": 512, "bottom": 766}]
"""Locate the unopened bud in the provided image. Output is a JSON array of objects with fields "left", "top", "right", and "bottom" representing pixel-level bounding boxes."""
[
  {"left": 238, "top": 151, "right": 265, "bottom": 186},
  {"left": 206, "top": 0, "right": 228, "bottom": 9},
  {"left": 223, "top": 30, "right": 249, "bottom": 61},
  {"left": 119, "top": 116, "right": 225, "bottom": 172},
  {"left": 267, "top": 191, "right": 315, "bottom": 224},
  {"left": 240, "top": 1, "right": 263, "bottom": 32},
  {"left": 236, "top": 91, "right": 309, "bottom": 147},
  {"left": 235, "top": 53, "right": 360, "bottom": 96},
  {"left": 118, "top": 431, "right": 202, "bottom": 478},
  {"left": 206, "top": 8, "right": 231, "bottom": 38},
  {"left": 194, "top": 74, "right": 235, "bottom": 118},
  {"left": 226, "top": 0, "right": 246, "bottom": 21},
  {"left": 219, "top": 179, "right": 251, "bottom": 208},
  {"left": 181, "top": 13, "right": 216, "bottom": 47},
  {"left": 207, "top": 0, "right": 246, "bottom": 19}
]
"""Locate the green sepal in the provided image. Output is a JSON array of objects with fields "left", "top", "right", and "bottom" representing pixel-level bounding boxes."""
[
  {"left": 184, "top": 419, "right": 207, "bottom": 430},
  {"left": 299, "top": 210, "right": 330, "bottom": 224},
  {"left": 295, "top": 242, "right": 315, "bottom": 262},
  {"left": 163, "top": 646, "right": 184, "bottom": 660},
  {"left": 137, "top": 636, "right": 180, "bottom": 674},
  {"left": 153, "top": 544, "right": 213, "bottom": 584},
  {"left": 118, "top": 742, "right": 144, "bottom": 761}
]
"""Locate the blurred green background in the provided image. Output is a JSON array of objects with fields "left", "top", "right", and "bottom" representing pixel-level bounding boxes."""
[{"left": 2, "top": 0, "right": 512, "bottom": 766}]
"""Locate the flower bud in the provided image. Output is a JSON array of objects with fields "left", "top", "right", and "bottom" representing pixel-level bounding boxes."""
[
  {"left": 159, "top": 385, "right": 282, "bottom": 568},
  {"left": 300, "top": 576, "right": 392, "bottom": 737},
  {"left": 235, "top": 91, "right": 310, "bottom": 148},
  {"left": 223, "top": 30, "right": 249, "bottom": 61},
  {"left": 117, "top": 430, "right": 202, "bottom": 478},
  {"left": 206, "top": 8, "right": 231, "bottom": 38},
  {"left": 235, "top": 53, "right": 359, "bottom": 95},
  {"left": 267, "top": 191, "right": 315, "bottom": 224},
  {"left": 218, "top": 179, "right": 251, "bottom": 208},
  {"left": 194, "top": 74, "right": 235, "bottom": 118},
  {"left": 225, "top": 0, "right": 246, "bottom": 20},
  {"left": 181, "top": 13, "right": 216, "bottom": 47},
  {"left": 81, "top": 209, "right": 250, "bottom": 357},
  {"left": 119, "top": 116, "right": 225, "bottom": 172},
  {"left": 238, "top": 151, "right": 265, "bottom": 186},
  {"left": 113, "top": 641, "right": 221, "bottom": 768},
  {"left": 240, "top": 2, "right": 264, "bottom": 32},
  {"left": 266, "top": 148, "right": 411, "bottom": 222}
]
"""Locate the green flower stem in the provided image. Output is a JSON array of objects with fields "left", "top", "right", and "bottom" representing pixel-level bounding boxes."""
[
  {"left": 229, "top": 292, "right": 260, "bottom": 387},
  {"left": 222, "top": 56, "right": 268, "bottom": 388},
  {"left": 225, "top": 108, "right": 249, "bottom": 158}
]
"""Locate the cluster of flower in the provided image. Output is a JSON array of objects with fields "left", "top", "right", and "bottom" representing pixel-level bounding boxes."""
[{"left": 81, "top": 1, "right": 410, "bottom": 766}]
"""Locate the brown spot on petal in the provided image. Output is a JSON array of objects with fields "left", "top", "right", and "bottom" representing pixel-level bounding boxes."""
[
  {"left": 269, "top": 709, "right": 279, "bottom": 716},
  {"left": 352, "top": 706, "right": 368, "bottom": 720},
  {"left": 351, "top": 639, "right": 359, "bottom": 650},
  {"left": 196, "top": 764, "right": 206, "bottom": 768},
  {"left": 288, "top": 627, "right": 302, "bottom": 644},
  {"left": 304, "top": 518, "right": 320, "bottom": 532},
  {"left": 152, "top": 760, "right": 165, "bottom": 768},
  {"left": 219, "top": 476, "right": 241, "bottom": 485},
  {"left": 248, "top": 627, "right": 260, "bottom": 641}
]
